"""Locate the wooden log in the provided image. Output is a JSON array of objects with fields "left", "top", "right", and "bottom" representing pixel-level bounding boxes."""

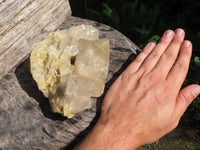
[
  {"left": 0, "top": 16, "right": 140, "bottom": 149},
  {"left": 0, "top": 0, "right": 71, "bottom": 80}
]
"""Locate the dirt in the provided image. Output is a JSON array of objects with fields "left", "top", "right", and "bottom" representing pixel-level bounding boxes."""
[{"left": 138, "top": 117, "right": 200, "bottom": 150}]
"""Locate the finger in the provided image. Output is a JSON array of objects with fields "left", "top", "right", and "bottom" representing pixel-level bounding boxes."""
[
  {"left": 153, "top": 29, "right": 185, "bottom": 77},
  {"left": 173, "top": 84, "right": 200, "bottom": 120},
  {"left": 167, "top": 40, "right": 192, "bottom": 88},
  {"left": 124, "top": 42, "right": 156, "bottom": 74},
  {"left": 138, "top": 30, "right": 175, "bottom": 73}
]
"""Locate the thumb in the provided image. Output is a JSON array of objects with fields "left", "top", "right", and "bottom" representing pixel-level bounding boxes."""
[{"left": 174, "top": 84, "right": 200, "bottom": 120}]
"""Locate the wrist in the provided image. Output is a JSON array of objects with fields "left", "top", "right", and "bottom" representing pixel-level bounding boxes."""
[
  {"left": 76, "top": 119, "right": 140, "bottom": 150},
  {"left": 96, "top": 120, "right": 140, "bottom": 150}
]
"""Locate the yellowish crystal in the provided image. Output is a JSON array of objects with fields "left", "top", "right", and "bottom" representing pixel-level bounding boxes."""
[{"left": 30, "top": 25, "right": 110, "bottom": 118}]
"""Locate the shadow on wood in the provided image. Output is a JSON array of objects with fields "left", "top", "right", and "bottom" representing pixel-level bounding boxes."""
[{"left": 15, "top": 57, "right": 68, "bottom": 121}]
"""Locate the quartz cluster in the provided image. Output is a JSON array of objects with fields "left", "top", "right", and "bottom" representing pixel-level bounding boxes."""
[{"left": 30, "top": 25, "right": 110, "bottom": 118}]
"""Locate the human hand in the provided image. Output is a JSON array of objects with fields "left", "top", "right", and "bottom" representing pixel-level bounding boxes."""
[{"left": 76, "top": 29, "right": 200, "bottom": 150}]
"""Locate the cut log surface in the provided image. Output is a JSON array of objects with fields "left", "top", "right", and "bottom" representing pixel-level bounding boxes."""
[
  {"left": 0, "top": 0, "right": 72, "bottom": 80},
  {"left": 0, "top": 16, "right": 140, "bottom": 149}
]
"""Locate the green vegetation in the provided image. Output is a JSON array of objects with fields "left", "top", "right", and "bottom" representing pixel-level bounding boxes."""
[
  {"left": 145, "top": 136, "right": 166, "bottom": 149},
  {"left": 70, "top": 0, "right": 200, "bottom": 131}
]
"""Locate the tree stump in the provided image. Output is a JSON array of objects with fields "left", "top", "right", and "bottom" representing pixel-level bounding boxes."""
[
  {"left": 0, "top": 0, "right": 71, "bottom": 80},
  {"left": 0, "top": 16, "right": 140, "bottom": 149}
]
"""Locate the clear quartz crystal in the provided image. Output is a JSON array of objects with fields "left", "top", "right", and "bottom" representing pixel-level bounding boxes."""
[
  {"left": 75, "top": 39, "right": 110, "bottom": 83},
  {"left": 30, "top": 24, "right": 110, "bottom": 118}
]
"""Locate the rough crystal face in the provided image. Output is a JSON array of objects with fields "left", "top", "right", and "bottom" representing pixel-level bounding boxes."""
[
  {"left": 30, "top": 25, "right": 110, "bottom": 118},
  {"left": 75, "top": 39, "right": 110, "bottom": 83}
]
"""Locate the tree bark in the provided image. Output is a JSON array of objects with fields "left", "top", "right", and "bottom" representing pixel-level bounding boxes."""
[{"left": 0, "top": 0, "right": 71, "bottom": 80}]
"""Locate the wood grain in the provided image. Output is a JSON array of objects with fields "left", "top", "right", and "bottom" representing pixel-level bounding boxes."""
[
  {"left": 0, "top": 0, "right": 71, "bottom": 80},
  {"left": 0, "top": 16, "right": 140, "bottom": 149}
]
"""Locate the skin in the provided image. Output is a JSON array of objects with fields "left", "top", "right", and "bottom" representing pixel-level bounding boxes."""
[{"left": 75, "top": 29, "right": 200, "bottom": 150}]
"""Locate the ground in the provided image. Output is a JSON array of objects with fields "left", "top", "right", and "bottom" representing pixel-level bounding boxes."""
[{"left": 138, "top": 116, "right": 200, "bottom": 150}]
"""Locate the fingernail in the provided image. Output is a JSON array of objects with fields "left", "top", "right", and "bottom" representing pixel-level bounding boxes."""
[
  {"left": 147, "top": 42, "right": 155, "bottom": 49},
  {"left": 164, "top": 30, "right": 172, "bottom": 37},
  {"left": 183, "top": 41, "right": 191, "bottom": 48},
  {"left": 175, "top": 29, "right": 184, "bottom": 36},
  {"left": 192, "top": 86, "right": 200, "bottom": 98}
]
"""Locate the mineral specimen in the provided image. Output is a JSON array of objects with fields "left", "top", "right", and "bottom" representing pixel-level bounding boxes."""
[{"left": 30, "top": 25, "right": 110, "bottom": 118}]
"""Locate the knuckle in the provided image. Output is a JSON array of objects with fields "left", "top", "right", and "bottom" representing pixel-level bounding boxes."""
[
  {"left": 159, "top": 37, "right": 172, "bottom": 45},
  {"left": 150, "top": 52, "right": 160, "bottom": 59},
  {"left": 134, "top": 51, "right": 148, "bottom": 65},
  {"left": 142, "top": 48, "right": 150, "bottom": 55},
  {"left": 157, "top": 83, "right": 171, "bottom": 97},
  {"left": 134, "top": 56, "right": 143, "bottom": 64},
  {"left": 120, "top": 72, "right": 130, "bottom": 82},
  {"left": 140, "top": 51, "right": 147, "bottom": 56},
  {"left": 173, "top": 36, "right": 184, "bottom": 44},
  {"left": 175, "top": 62, "right": 187, "bottom": 71},
  {"left": 139, "top": 71, "right": 161, "bottom": 89},
  {"left": 164, "top": 51, "right": 174, "bottom": 58},
  {"left": 179, "top": 91, "right": 193, "bottom": 105},
  {"left": 163, "top": 51, "right": 176, "bottom": 63},
  {"left": 145, "top": 71, "right": 160, "bottom": 84},
  {"left": 166, "top": 80, "right": 173, "bottom": 89},
  {"left": 159, "top": 38, "right": 167, "bottom": 44}
]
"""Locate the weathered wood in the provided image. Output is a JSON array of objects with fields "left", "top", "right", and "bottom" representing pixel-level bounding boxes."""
[
  {"left": 0, "top": 0, "right": 71, "bottom": 80},
  {"left": 0, "top": 16, "right": 140, "bottom": 149}
]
